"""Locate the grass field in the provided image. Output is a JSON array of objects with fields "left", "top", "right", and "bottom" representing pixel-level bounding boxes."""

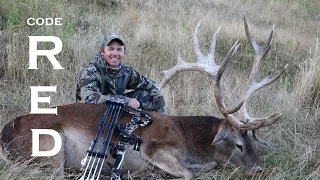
[{"left": 0, "top": 0, "right": 319, "bottom": 179}]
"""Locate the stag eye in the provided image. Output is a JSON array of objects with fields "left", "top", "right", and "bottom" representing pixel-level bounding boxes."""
[{"left": 236, "top": 144, "right": 243, "bottom": 152}]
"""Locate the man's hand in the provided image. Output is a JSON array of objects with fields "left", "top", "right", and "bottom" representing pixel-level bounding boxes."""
[{"left": 128, "top": 98, "right": 140, "bottom": 109}]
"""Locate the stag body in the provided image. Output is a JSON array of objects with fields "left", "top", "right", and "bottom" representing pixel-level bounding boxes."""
[
  {"left": 1, "top": 18, "right": 285, "bottom": 179},
  {"left": 1, "top": 103, "right": 260, "bottom": 179}
]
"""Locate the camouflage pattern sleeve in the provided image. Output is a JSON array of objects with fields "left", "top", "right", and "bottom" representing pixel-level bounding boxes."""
[
  {"left": 126, "top": 68, "right": 164, "bottom": 100},
  {"left": 77, "top": 63, "right": 129, "bottom": 105},
  {"left": 127, "top": 69, "right": 160, "bottom": 91}
]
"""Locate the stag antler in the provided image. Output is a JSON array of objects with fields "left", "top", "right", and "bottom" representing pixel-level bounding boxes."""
[
  {"left": 159, "top": 17, "right": 286, "bottom": 131},
  {"left": 236, "top": 17, "right": 287, "bottom": 130},
  {"left": 159, "top": 22, "right": 221, "bottom": 89},
  {"left": 159, "top": 21, "right": 244, "bottom": 115}
]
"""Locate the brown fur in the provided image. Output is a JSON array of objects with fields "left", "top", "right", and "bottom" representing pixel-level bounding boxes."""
[{"left": 1, "top": 103, "right": 262, "bottom": 179}]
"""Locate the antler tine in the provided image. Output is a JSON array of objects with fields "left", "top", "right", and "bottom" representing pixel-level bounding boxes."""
[
  {"left": 194, "top": 21, "right": 206, "bottom": 62},
  {"left": 239, "top": 17, "right": 286, "bottom": 130},
  {"left": 213, "top": 40, "right": 245, "bottom": 115},
  {"left": 159, "top": 51, "right": 185, "bottom": 89},
  {"left": 209, "top": 26, "right": 221, "bottom": 64},
  {"left": 245, "top": 65, "right": 287, "bottom": 99},
  {"left": 244, "top": 16, "right": 274, "bottom": 84},
  {"left": 159, "top": 21, "right": 222, "bottom": 89},
  {"left": 244, "top": 16, "right": 273, "bottom": 58}
]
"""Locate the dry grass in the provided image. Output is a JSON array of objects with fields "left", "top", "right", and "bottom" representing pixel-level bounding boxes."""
[{"left": 0, "top": 0, "right": 319, "bottom": 179}]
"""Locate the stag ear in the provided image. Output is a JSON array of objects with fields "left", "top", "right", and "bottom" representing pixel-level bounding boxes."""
[{"left": 211, "top": 127, "right": 229, "bottom": 145}]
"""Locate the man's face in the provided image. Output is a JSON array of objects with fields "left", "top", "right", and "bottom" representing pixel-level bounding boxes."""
[{"left": 101, "top": 40, "right": 125, "bottom": 67}]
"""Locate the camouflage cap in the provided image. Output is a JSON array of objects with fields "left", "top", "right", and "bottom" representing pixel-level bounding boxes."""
[{"left": 101, "top": 33, "right": 126, "bottom": 51}]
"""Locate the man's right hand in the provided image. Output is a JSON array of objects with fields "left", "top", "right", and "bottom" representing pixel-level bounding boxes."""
[{"left": 128, "top": 98, "right": 140, "bottom": 109}]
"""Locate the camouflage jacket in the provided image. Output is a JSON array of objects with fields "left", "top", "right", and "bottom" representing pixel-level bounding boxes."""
[{"left": 76, "top": 54, "right": 160, "bottom": 105}]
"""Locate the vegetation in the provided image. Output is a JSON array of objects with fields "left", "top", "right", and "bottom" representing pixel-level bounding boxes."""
[{"left": 0, "top": 0, "right": 319, "bottom": 179}]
